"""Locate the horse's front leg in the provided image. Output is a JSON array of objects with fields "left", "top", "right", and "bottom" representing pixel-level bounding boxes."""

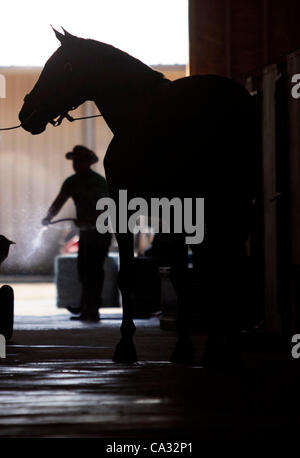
[{"left": 113, "top": 232, "right": 137, "bottom": 363}]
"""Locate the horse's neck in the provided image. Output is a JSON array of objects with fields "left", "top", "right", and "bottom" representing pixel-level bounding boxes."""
[
  {"left": 93, "top": 87, "right": 154, "bottom": 135},
  {"left": 89, "top": 43, "right": 168, "bottom": 134}
]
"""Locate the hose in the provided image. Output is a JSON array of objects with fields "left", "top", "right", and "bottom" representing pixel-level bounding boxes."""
[{"left": 49, "top": 218, "right": 76, "bottom": 225}]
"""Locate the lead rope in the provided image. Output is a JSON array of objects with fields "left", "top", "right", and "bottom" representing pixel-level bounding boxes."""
[
  {"left": 0, "top": 112, "right": 103, "bottom": 131},
  {"left": 0, "top": 124, "right": 22, "bottom": 131}
]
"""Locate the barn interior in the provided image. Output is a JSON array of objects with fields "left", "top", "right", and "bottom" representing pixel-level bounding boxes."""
[{"left": 0, "top": 0, "right": 300, "bottom": 443}]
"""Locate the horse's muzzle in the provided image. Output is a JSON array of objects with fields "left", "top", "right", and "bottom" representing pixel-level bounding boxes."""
[{"left": 18, "top": 107, "right": 47, "bottom": 135}]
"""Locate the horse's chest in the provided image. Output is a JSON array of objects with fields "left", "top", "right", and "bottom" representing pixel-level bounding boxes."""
[{"left": 104, "top": 134, "right": 145, "bottom": 186}]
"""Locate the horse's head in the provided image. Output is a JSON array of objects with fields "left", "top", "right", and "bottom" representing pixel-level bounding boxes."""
[{"left": 19, "top": 28, "right": 88, "bottom": 135}]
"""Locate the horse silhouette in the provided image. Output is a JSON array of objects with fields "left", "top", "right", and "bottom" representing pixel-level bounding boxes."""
[{"left": 19, "top": 28, "right": 257, "bottom": 366}]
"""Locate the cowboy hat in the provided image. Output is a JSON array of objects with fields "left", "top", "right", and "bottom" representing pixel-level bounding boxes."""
[{"left": 65, "top": 145, "right": 98, "bottom": 164}]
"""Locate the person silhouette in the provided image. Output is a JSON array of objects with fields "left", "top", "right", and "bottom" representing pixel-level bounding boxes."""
[{"left": 42, "top": 145, "right": 111, "bottom": 321}]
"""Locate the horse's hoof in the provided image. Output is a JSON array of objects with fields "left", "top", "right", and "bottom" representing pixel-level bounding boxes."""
[
  {"left": 170, "top": 338, "right": 195, "bottom": 365},
  {"left": 113, "top": 339, "right": 138, "bottom": 363}
]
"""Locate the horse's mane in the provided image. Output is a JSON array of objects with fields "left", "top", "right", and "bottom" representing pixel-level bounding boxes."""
[{"left": 84, "top": 38, "right": 168, "bottom": 87}]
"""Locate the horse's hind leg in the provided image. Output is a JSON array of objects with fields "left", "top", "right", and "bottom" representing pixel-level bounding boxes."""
[
  {"left": 168, "top": 236, "right": 195, "bottom": 364},
  {"left": 113, "top": 232, "right": 137, "bottom": 363}
]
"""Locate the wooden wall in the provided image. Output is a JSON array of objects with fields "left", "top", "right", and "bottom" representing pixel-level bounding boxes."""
[
  {"left": 189, "top": 0, "right": 300, "bottom": 79},
  {"left": 189, "top": 0, "right": 300, "bottom": 333}
]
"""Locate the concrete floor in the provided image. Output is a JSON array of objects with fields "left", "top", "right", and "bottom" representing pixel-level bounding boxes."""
[{"left": 0, "top": 283, "right": 299, "bottom": 439}]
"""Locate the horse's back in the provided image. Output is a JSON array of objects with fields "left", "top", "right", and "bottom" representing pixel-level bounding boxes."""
[
  {"left": 146, "top": 75, "right": 257, "bottom": 191},
  {"left": 157, "top": 74, "right": 253, "bottom": 114},
  {"left": 105, "top": 74, "right": 258, "bottom": 199}
]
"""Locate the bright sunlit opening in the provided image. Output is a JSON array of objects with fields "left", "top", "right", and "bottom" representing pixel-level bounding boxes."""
[{"left": 0, "top": 0, "right": 188, "bottom": 66}]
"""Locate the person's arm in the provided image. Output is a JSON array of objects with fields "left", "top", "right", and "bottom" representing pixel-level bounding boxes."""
[{"left": 41, "top": 192, "right": 69, "bottom": 226}]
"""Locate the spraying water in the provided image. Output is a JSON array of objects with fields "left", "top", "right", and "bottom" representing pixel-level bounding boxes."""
[
  {"left": 27, "top": 218, "right": 76, "bottom": 260},
  {"left": 32, "top": 226, "right": 48, "bottom": 251},
  {"left": 26, "top": 226, "right": 48, "bottom": 259}
]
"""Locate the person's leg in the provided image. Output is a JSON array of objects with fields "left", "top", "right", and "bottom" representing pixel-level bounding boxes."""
[
  {"left": 80, "top": 231, "right": 111, "bottom": 319},
  {"left": 72, "top": 231, "right": 91, "bottom": 319}
]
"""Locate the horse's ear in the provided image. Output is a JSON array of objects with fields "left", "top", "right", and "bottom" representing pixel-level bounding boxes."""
[
  {"left": 51, "top": 25, "right": 65, "bottom": 43},
  {"left": 61, "top": 27, "right": 75, "bottom": 39}
]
